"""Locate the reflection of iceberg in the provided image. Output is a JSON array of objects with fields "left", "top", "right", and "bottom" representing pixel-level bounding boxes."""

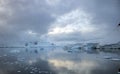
[
  {"left": 25, "top": 41, "right": 56, "bottom": 48},
  {"left": 82, "top": 43, "right": 100, "bottom": 54},
  {"left": 99, "top": 41, "right": 120, "bottom": 52},
  {"left": 110, "top": 58, "right": 120, "bottom": 61},
  {"left": 103, "top": 56, "right": 120, "bottom": 61}
]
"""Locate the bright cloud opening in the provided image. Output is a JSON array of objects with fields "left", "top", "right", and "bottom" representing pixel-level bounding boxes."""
[
  {"left": 48, "top": 9, "right": 96, "bottom": 35},
  {"left": 48, "top": 26, "right": 74, "bottom": 35}
]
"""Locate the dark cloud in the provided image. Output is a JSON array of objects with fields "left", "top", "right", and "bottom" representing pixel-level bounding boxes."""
[{"left": 0, "top": 0, "right": 55, "bottom": 43}]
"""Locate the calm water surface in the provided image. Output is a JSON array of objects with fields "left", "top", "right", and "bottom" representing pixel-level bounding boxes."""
[{"left": 0, "top": 47, "right": 120, "bottom": 74}]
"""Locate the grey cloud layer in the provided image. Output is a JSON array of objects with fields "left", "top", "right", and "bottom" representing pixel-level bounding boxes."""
[{"left": 0, "top": 0, "right": 120, "bottom": 44}]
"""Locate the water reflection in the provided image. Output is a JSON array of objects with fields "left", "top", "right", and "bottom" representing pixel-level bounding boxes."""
[{"left": 0, "top": 47, "right": 120, "bottom": 74}]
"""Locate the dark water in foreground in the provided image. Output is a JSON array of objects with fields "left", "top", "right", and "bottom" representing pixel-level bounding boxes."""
[{"left": 0, "top": 47, "right": 120, "bottom": 74}]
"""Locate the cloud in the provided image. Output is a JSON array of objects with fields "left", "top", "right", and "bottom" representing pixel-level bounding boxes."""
[
  {"left": 48, "top": 9, "right": 96, "bottom": 34},
  {"left": 45, "top": 0, "right": 60, "bottom": 6},
  {"left": 46, "top": 9, "right": 113, "bottom": 44},
  {"left": 46, "top": 0, "right": 120, "bottom": 44},
  {"left": 0, "top": 0, "right": 55, "bottom": 43},
  {"left": 0, "top": 0, "right": 120, "bottom": 44}
]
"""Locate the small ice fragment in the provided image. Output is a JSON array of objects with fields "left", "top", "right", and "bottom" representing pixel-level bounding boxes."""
[
  {"left": 3, "top": 54, "right": 7, "bottom": 56},
  {"left": 30, "top": 71, "right": 34, "bottom": 73},
  {"left": 103, "top": 56, "right": 112, "bottom": 59},
  {"left": 17, "top": 71, "right": 21, "bottom": 73}
]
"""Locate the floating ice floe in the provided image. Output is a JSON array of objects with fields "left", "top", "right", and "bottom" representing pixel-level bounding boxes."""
[
  {"left": 10, "top": 50, "right": 20, "bottom": 53},
  {"left": 103, "top": 56, "right": 112, "bottom": 59}
]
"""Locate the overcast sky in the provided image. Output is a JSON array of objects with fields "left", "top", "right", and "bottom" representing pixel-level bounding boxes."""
[{"left": 0, "top": 0, "right": 120, "bottom": 45}]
